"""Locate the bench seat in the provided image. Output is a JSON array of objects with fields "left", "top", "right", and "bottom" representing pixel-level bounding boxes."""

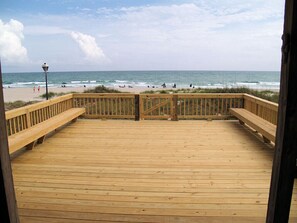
[
  {"left": 8, "top": 108, "right": 85, "bottom": 154},
  {"left": 229, "top": 108, "right": 276, "bottom": 143}
]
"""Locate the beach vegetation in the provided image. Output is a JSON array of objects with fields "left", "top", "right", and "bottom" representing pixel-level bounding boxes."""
[
  {"left": 141, "top": 87, "right": 279, "bottom": 103},
  {"left": 4, "top": 100, "right": 38, "bottom": 111},
  {"left": 141, "top": 90, "right": 155, "bottom": 94},
  {"left": 39, "top": 92, "right": 68, "bottom": 99},
  {"left": 84, "top": 85, "right": 123, "bottom": 93},
  {"left": 159, "top": 90, "right": 168, "bottom": 94}
]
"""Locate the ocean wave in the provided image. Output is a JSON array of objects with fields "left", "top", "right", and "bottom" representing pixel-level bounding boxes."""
[
  {"left": 259, "top": 82, "right": 280, "bottom": 86},
  {"left": 236, "top": 82, "right": 259, "bottom": 86},
  {"left": 135, "top": 82, "right": 147, "bottom": 87},
  {"left": 15, "top": 82, "right": 34, "bottom": 85},
  {"left": 199, "top": 85, "right": 226, "bottom": 89},
  {"left": 15, "top": 81, "right": 46, "bottom": 85}
]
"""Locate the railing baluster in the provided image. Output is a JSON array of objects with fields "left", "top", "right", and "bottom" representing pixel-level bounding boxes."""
[
  {"left": 106, "top": 98, "right": 109, "bottom": 115},
  {"left": 203, "top": 98, "right": 206, "bottom": 116}
]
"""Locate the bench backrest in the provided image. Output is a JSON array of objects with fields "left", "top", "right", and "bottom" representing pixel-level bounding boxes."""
[
  {"left": 5, "top": 94, "right": 73, "bottom": 136},
  {"left": 243, "top": 94, "right": 278, "bottom": 125}
]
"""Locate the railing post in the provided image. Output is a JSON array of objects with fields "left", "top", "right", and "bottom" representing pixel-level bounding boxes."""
[
  {"left": 134, "top": 94, "right": 140, "bottom": 121},
  {"left": 172, "top": 95, "right": 178, "bottom": 121},
  {"left": 0, "top": 61, "right": 20, "bottom": 223}
]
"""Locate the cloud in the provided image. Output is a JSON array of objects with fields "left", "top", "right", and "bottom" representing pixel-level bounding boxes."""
[
  {"left": 115, "top": 3, "right": 281, "bottom": 37},
  {"left": 70, "top": 31, "right": 107, "bottom": 62},
  {"left": 96, "top": 3, "right": 283, "bottom": 70},
  {"left": 89, "top": 3, "right": 282, "bottom": 50},
  {"left": 3, "top": 1, "right": 283, "bottom": 71},
  {"left": 0, "top": 19, "right": 28, "bottom": 63},
  {"left": 25, "top": 25, "right": 69, "bottom": 35}
]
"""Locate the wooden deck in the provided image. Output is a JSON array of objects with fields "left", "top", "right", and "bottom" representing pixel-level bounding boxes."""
[{"left": 11, "top": 120, "right": 297, "bottom": 222}]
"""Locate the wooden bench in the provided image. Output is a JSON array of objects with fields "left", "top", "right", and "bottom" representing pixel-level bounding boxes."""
[
  {"left": 8, "top": 108, "right": 85, "bottom": 154},
  {"left": 229, "top": 108, "right": 276, "bottom": 143}
]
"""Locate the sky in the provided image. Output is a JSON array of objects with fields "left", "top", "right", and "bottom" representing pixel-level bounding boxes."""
[{"left": 0, "top": 0, "right": 285, "bottom": 72}]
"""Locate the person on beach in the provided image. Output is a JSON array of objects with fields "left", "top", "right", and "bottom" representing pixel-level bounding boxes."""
[
  {"left": 33, "top": 86, "right": 36, "bottom": 92},
  {"left": 38, "top": 86, "right": 40, "bottom": 92},
  {"left": 161, "top": 83, "right": 166, "bottom": 88}
]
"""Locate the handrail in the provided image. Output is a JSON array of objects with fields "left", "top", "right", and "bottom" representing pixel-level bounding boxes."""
[
  {"left": 5, "top": 94, "right": 73, "bottom": 136},
  {"left": 6, "top": 94, "right": 73, "bottom": 119},
  {"left": 139, "top": 93, "right": 245, "bottom": 120},
  {"left": 243, "top": 94, "right": 278, "bottom": 125},
  {"left": 72, "top": 93, "right": 135, "bottom": 119},
  {"left": 73, "top": 93, "right": 135, "bottom": 98},
  {"left": 243, "top": 94, "right": 278, "bottom": 111},
  {"left": 5, "top": 93, "right": 279, "bottom": 136},
  {"left": 177, "top": 93, "right": 244, "bottom": 120},
  {"left": 174, "top": 93, "right": 245, "bottom": 98}
]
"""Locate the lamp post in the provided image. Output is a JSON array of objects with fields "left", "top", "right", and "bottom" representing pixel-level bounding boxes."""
[{"left": 42, "top": 63, "right": 49, "bottom": 100}]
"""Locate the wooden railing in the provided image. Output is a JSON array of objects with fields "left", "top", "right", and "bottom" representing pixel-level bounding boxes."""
[
  {"left": 71, "top": 93, "right": 244, "bottom": 120},
  {"left": 5, "top": 94, "right": 73, "bottom": 136},
  {"left": 177, "top": 94, "right": 244, "bottom": 119},
  {"left": 72, "top": 93, "right": 135, "bottom": 119},
  {"left": 139, "top": 93, "right": 244, "bottom": 120},
  {"left": 243, "top": 94, "right": 278, "bottom": 125},
  {"left": 5, "top": 93, "right": 279, "bottom": 136}
]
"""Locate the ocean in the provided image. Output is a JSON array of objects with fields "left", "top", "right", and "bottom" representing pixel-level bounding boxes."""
[{"left": 2, "top": 70, "right": 280, "bottom": 90}]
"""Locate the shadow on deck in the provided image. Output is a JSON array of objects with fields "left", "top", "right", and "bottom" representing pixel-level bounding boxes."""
[{"left": 12, "top": 120, "right": 297, "bottom": 223}]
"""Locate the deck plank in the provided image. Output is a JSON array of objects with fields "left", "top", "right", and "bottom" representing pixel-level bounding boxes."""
[{"left": 11, "top": 120, "right": 297, "bottom": 222}]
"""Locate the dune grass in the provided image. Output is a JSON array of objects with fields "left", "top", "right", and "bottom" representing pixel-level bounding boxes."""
[
  {"left": 37, "top": 86, "right": 121, "bottom": 100},
  {"left": 141, "top": 87, "right": 279, "bottom": 103},
  {"left": 4, "top": 100, "right": 39, "bottom": 111},
  {"left": 84, "top": 85, "right": 122, "bottom": 93}
]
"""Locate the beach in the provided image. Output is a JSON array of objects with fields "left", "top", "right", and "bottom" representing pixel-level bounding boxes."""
[
  {"left": 4, "top": 87, "right": 80, "bottom": 102},
  {"left": 2, "top": 70, "right": 280, "bottom": 102},
  {"left": 3, "top": 86, "right": 154, "bottom": 102}
]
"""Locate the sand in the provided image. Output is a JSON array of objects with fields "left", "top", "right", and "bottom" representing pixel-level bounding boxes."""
[
  {"left": 2, "top": 86, "right": 156, "bottom": 102},
  {"left": 4, "top": 87, "right": 80, "bottom": 102}
]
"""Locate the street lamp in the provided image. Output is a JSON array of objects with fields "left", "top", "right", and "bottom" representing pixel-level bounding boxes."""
[{"left": 42, "top": 63, "right": 49, "bottom": 100}]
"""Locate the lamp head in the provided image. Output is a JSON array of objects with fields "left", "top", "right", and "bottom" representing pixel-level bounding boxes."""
[{"left": 42, "top": 63, "right": 49, "bottom": 72}]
